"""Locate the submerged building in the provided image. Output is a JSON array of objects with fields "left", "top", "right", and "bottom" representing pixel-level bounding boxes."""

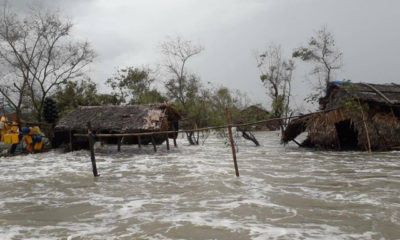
[
  {"left": 282, "top": 82, "right": 400, "bottom": 151},
  {"left": 54, "top": 104, "right": 180, "bottom": 150}
]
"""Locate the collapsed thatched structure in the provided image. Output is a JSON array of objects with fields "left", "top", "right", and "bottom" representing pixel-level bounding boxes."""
[
  {"left": 54, "top": 104, "right": 180, "bottom": 150},
  {"left": 282, "top": 82, "right": 400, "bottom": 151}
]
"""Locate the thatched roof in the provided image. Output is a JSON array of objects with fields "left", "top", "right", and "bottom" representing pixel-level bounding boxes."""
[
  {"left": 283, "top": 108, "right": 400, "bottom": 150},
  {"left": 320, "top": 82, "right": 400, "bottom": 109},
  {"left": 283, "top": 81, "right": 400, "bottom": 151},
  {"left": 55, "top": 104, "right": 180, "bottom": 133}
]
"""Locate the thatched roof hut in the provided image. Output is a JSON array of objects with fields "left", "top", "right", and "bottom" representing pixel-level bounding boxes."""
[
  {"left": 282, "top": 82, "right": 400, "bottom": 151},
  {"left": 54, "top": 104, "right": 180, "bottom": 149}
]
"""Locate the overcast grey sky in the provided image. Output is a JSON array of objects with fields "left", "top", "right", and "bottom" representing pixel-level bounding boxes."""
[{"left": 12, "top": 0, "right": 400, "bottom": 111}]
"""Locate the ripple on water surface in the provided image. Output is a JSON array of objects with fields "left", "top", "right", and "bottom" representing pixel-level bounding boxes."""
[{"left": 0, "top": 132, "right": 399, "bottom": 239}]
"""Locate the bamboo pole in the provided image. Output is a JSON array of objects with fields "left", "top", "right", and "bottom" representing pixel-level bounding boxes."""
[
  {"left": 357, "top": 98, "right": 372, "bottom": 153},
  {"left": 87, "top": 121, "right": 99, "bottom": 177},
  {"left": 225, "top": 108, "right": 239, "bottom": 177}
]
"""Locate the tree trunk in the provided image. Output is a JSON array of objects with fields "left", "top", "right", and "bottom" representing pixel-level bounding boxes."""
[
  {"left": 186, "top": 132, "right": 199, "bottom": 145},
  {"left": 240, "top": 130, "right": 260, "bottom": 146}
]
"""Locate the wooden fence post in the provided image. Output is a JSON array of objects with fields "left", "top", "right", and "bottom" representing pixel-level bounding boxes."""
[
  {"left": 226, "top": 108, "right": 239, "bottom": 177},
  {"left": 87, "top": 121, "right": 99, "bottom": 177}
]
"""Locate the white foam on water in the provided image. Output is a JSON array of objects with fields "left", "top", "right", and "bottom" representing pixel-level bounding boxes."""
[{"left": 0, "top": 132, "right": 399, "bottom": 239}]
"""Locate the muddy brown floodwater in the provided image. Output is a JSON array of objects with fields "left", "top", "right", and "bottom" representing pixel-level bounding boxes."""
[{"left": 0, "top": 131, "right": 399, "bottom": 239}]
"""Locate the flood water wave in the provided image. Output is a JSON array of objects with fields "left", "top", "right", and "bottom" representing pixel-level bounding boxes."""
[{"left": 0, "top": 132, "right": 399, "bottom": 239}]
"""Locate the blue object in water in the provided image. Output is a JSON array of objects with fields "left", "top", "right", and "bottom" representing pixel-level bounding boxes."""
[
  {"left": 32, "top": 135, "right": 42, "bottom": 143},
  {"left": 333, "top": 80, "right": 352, "bottom": 85},
  {"left": 22, "top": 127, "right": 30, "bottom": 134}
]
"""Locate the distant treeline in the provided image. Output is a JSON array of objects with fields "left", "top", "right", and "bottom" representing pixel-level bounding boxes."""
[{"left": 0, "top": 3, "right": 342, "bottom": 139}]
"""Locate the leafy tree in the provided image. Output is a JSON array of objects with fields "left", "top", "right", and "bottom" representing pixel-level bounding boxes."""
[
  {"left": 106, "top": 67, "right": 166, "bottom": 105},
  {"left": 256, "top": 44, "right": 294, "bottom": 130},
  {"left": 53, "top": 79, "right": 118, "bottom": 117},
  {"left": 0, "top": 4, "right": 95, "bottom": 123},
  {"left": 292, "top": 26, "right": 342, "bottom": 102}
]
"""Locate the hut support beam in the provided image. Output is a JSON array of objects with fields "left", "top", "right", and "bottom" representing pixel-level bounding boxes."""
[
  {"left": 165, "top": 134, "right": 170, "bottom": 150},
  {"left": 172, "top": 126, "right": 177, "bottom": 147},
  {"left": 151, "top": 136, "right": 157, "bottom": 152},
  {"left": 69, "top": 128, "right": 73, "bottom": 152},
  {"left": 117, "top": 137, "right": 121, "bottom": 152}
]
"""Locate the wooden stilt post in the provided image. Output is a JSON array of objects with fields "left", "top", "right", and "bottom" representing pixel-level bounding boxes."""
[
  {"left": 172, "top": 125, "right": 178, "bottom": 147},
  {"left": 165, "top": 134, "right": 170, "bottom": 150},
  {"left": 138, "top": 135, "right": 142, "bottom": 149},
  {"left": 87, "top": 121, "right": 99, "bottom": 177},
  {"left": 117, "top": 137, "right": 121, "bottom": 152},
  {"left": 226, "top": 108, "right": 239, "bottom": 177},
  {"left": 151, "top": 135, "right": 157, "bottom": 152},
  {"left": 69, "top": 128, "right": 73, "bottom": 152}
]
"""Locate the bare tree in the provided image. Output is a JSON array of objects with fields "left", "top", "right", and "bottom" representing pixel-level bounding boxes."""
[
  {"left": 160, "top": 35, "right": 204, "bottom": 106},
  {"left": 292, "top": 26, "right": 342, "bottom": 102},
  {"left": 0, "top": 4, "right": 95, "bottom": 123},
  {"left": 256, "top": 44, "right": 294, "bottom": 131}
]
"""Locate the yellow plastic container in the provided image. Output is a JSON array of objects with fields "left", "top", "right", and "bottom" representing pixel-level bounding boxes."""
[
  {"left": 34, "top": 142, "right": 43, "bottom": 151},
  {"left": 11, "top": 134, "right": 19, "bottom": 144},
  {"left": 11, "top": 122, "right": 18, "bottom": 132},
  {"left": 4, "top": 134, "right": 12, "bottom": 144},
  {"left": 26, "top": 144, "right": 33, "bottom": 152},
  {"left": 31, "top": 127, "right": 41, "bottom": 135},
  {"left": 25, "top": 135, "right": 33, "bottom": 144}
]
